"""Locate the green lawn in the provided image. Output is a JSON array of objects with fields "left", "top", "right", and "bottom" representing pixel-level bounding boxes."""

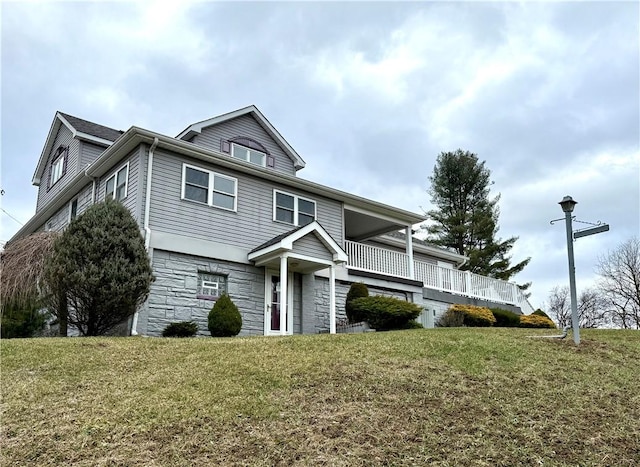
[{"left": 1, "top": 328, "right": 639, "bottom": 466}]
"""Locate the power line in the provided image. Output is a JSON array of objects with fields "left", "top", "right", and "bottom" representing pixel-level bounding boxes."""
[{"left": 1, "top": 207, "right": 24, "bottom": 226}]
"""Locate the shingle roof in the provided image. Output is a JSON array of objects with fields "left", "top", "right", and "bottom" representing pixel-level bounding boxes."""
[
  {"left": 59, "top": 112, "right": 123, "bottom": 142},
  {"left": 249, "top": 224, "right": 307, "bottom": 254}
]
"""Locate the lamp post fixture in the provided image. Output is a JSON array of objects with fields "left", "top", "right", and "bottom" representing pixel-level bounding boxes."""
[{"left": 559, "top": 195, "right": 580, "bottom": 344}]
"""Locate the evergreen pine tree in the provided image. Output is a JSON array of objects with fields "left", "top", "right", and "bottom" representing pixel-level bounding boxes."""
[
  {"left": 426, "top": 149, "right": 530, "bottom": 288},
  {"left": 43, "top": 199, "right": 154, "bottom": 336}
]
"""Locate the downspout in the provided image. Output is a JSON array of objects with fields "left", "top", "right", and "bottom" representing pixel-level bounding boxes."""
[{"left": 131, "top": 137, "right": 159, "bottom": 336}]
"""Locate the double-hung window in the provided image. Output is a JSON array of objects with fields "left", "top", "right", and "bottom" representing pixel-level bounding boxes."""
[
  {"left": 274, "top": 190, "right": 316, "bottom": 226},
  {"left": 105, "top": 163, "right": 129, "bottom": 201},
  {"left": 231, "top": 143, "right": 266, "bottom": 167},
  {"left": 182, "top": 163, "right": 237, "bottom": 211}
]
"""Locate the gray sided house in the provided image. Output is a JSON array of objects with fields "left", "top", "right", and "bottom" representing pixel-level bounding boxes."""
[{"left": 14, "top": 106, "right": 534, "bottom": 336}]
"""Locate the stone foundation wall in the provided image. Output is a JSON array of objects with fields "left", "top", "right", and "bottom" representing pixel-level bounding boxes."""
[{"left": 139, "top": 250, "right": 265, "bottom": 336}]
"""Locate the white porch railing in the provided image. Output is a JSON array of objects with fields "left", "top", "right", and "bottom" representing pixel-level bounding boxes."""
[{"left": 344, "top": 240, "right": 534, "bottom": 314}]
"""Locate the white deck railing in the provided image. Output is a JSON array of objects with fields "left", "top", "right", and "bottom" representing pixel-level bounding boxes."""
[{"left": 344, "top": 240, "right": 534, "bottom": 314}]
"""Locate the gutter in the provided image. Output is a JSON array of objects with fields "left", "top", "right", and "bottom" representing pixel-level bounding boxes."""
[{"left": 131, "top": 137, "right": 159, "bottom": 337}]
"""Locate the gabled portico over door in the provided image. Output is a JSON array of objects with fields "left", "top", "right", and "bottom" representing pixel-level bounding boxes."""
[{"left": 248, "top": 221, "right": 348, "bottom": 335}]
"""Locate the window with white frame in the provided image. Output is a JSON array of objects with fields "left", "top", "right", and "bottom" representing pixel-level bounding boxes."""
[
  {"left": 49, "top": 146, "right": 68, "bottom": 188},
  {"left": 182, "top": 164, "right": 237, "bottom": 211},
  {"left": 231, "top": 143, "right": 266, "bottom": 167},
  {"left": 197, "top": 272, "right": 227, "bottom": 299},
  {"left": 105, "top": 163, "right": 129, "bottom": 201},
  {"left": 274, "top": 190, "right": 316, "bottom": 226}
]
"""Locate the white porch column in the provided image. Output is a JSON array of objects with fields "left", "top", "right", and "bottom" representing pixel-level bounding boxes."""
[
  {"left": 405, "top": 226, "right": 414, "bottom": 279},
  {"left": 280, "top": 255, "right": 288, "bottom": 336},
  {"left": 329, "top": 265, "right": 336, "bottom": 334}
]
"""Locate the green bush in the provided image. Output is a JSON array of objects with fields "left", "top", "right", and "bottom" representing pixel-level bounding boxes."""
[
  {"left": 345, "top": 282, "right": 369, "bottom": 323},
  {"left": 208, "top": 294, "right": 242, "bottom": 337},
  {"left": 532, "top": 309, "right": 551, "bottom": 320},
  {"left": 349, "top": 296, "right": 422, "bottom": 331},
  {"left": 43, "top": 199, "right": 154, "bottom": 336},
  {"left": 519, "top": 314, "right": 556, "bottom": 329},
  {"left": 0, "top": 302, "right": 48, "bottom": 339},
  {"left": 490, "top": 308, "right": 521, "bottom": 327},
  {"left": 162, "top": 321, "right": 199, "bottom": 337}
]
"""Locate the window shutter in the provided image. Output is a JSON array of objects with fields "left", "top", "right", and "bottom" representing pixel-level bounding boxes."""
[
  {"left": 61, "top": 147, "right": 68, "bottom": 176},
  {"left": 267, "top": 156, "right": 275, "bottom": 168},
  {"left": 46, "top": 166, "right": 51, "bottom": 190},
  {"left": 220, "top": 139, "right": 230, "bottom": 153}
]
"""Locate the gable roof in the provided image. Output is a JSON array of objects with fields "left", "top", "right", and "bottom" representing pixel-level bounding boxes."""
[
  {"left": 248, "top": 221, "right": 348, "bottom": 264},
  {"left": 32, "top": 112, "right": 123, "bottom": 185},
  {"left": 58, "top": 112, "right": 123, "bottom": 142},
  {"left": 176, "top": 105, "right": 306, "bottom": 170}
]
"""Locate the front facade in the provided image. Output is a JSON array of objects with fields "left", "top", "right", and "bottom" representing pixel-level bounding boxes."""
[{"left": 14, "top": 106, "right": 533, "bottom": 336}]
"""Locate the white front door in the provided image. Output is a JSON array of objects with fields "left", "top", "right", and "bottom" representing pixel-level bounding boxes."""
[{"left": 265, "top": 270, "right": 293, "bottom": 335}]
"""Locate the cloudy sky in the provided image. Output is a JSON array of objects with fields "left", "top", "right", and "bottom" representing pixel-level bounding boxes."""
[{"left": 1, "top": 1, "right": 638, "bottom": 310}]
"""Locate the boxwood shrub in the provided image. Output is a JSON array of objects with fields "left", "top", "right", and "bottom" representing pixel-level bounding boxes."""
[
  {"left": 345, "top": 282, "right": 369, "bottom": 323},
  {"left": 490, "top": 308, "right": 521, "bottom": 327},
  {"left": 349, "top": 296, "right": 422, "bottom": 331},
  {"left": 162, "top": 321, "right": 198, "bottom": 337},
  {"left": 519, "top": 314, "right": 556, "bottom": 329}
]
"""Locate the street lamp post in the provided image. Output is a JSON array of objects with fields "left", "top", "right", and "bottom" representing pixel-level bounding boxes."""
[{"left": 559, "top": 196, "right": 580, "bottom": 345}]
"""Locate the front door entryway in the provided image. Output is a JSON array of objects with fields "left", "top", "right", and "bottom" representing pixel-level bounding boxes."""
[{"left": 265, "top": 270, "right": 293, "bottom": 335}]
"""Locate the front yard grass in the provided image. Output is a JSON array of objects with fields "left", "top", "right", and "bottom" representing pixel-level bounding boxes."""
[{"left": 1, "top": 328, "right": 639, "bottom": 466}]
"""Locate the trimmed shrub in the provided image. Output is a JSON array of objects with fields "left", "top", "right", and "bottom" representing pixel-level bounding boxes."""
[
  {"left": 449, "top": 304, "right": 496, "bottom": 327},
  {"left": 208, "top": 294, "right": 242, "bottom": 337},
  {"left": 490, "top": 308, "right": 521, "bottom": 327},
  {"left": 519, "top": 314, "right": 556, "bottom": 329},
  {"left": 345, "top": 282, "right": 369, "bottom": 323},
  {"left": 349, "top": 296, "right": 422, "bottom": 331},
  {"left": 162, "top": 321, "right": 198, "bottom": 338},
  {"left": 532, "top": 309, "right": 552, "bottom": 320},
  {"left": 436, "top": 309, "right": 465, "bottom": 327}
]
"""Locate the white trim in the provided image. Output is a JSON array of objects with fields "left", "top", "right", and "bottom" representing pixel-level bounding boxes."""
[
  {"left": 329, "top": 265, "right": 336, "bottom": 334},
  {"left": 264, "top": 268, "right": 294, "bottom": 336},
  {"left": 247, "top": 221, "right": 348, "bottom": 264},
  {"left": 181, "top": 162, "right": 238, "bottom": 212},
  {"left": 176, "top": 105, "right": 306, "bottom": 170},
  {"left": 273, "top": 188, "right": 316, "bottom": 227},
  {"left": 74, "top": 131, "right": 115, "bottom": 147},
  {"left": 104, "top": 161, "right": 129, "bottom": 201}
]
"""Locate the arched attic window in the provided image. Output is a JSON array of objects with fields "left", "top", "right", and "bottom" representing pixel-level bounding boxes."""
[{"left": 220, "top": 136, "right": 275, "bottom": 168}]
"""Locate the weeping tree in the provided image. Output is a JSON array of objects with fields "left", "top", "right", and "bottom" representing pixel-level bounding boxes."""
[
  {"left": 0, "top": 232, "right": 60, "bottom": 337},
  {"left": 43, "top": 199, "right": 154, "bottom": 336},
  {"left": 425, "top": 150, "right": 530, "bottom": 290}
]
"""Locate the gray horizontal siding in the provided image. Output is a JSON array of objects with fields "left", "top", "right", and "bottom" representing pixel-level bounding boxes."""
[
  {"left": 148, "top": 150, "right": 343, "bottom": 253},
  {"left": 96, "top": 147, "right": 143, "bottom": 225},
  {"left": 192, "top": 114, "right": 296, "bottom": 176},
  {"left": 79, "top": 141, "right": 107, "bottom": 169},
  {"left": 37, "top": 182, "right": 94, "bottom": 233},
  {"left": 36, "top": 126, "right": 80, "bottom": 213},
  {"left": 292, "top": 234, "right": 334, "bottom": 261}
]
